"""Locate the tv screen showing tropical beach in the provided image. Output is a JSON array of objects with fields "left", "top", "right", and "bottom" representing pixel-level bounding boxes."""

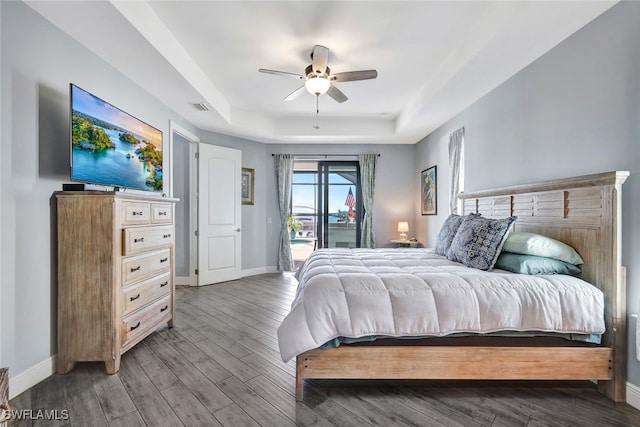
[{"left": 70, "top": 84, "right": 163, "bottom": 192}]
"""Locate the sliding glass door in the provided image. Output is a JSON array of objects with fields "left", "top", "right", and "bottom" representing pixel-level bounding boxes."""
[{"left": 316, "top": 161, "right": 362, "bottom": 249}]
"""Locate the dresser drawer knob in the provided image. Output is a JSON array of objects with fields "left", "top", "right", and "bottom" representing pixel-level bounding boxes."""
[
  {"left": 163, "top": 234, "right": 171, "bottom": 239},
  {"left": 160, "top": 257, "right": 168, "bottom": 263},
  {"left": 160, "top": 281, "right": 168, "bottom": 287},
  {"left": 158, "top": 211, "right": 167, "bottom": 216},
  {"left": 130, "top": 266, "right": 141, "bottom": 273},
  {"left": 160, "top": 305, "right": 169, "bottom": 312},
  {"left": 132, "top": 211, "right": 143, "bottom": 216},
  {"left": 134, "top": 237, "right": 145, "bottom": 243},
  {"left": 130, "top": 294, "right": 141, "bottom": 302},
  {"left": 130, "top": 321, "right": 141, "bottom": 331}
]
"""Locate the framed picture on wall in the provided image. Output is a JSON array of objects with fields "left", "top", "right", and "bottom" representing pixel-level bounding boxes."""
[
  {"left": 241, "top": 167, "right": 255, "bottom": 205},
  {"left": 421, "top": 165, "right": 437, "bottom": 215}
]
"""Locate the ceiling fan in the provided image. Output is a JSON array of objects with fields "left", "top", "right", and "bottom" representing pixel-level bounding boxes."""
[{"left": 258, "top": 45, "right": 378, "bottom": 103}]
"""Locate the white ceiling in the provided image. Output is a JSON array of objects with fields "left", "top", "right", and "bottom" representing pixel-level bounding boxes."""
[{"left": 26, "top": 0, "right": 617, "bottom": 144}]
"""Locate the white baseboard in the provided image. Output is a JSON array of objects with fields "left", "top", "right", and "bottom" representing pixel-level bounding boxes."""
[
  {"left": 241, "top": 266, "right": 278, "bottom": 277},
  {"left": 175, "top": 275, "right": 196, "bottom": 286},
  {"left": 627, "top": 381, "right": 640, "bottom": 411},
  {"left": 9, "top": 355, "right": 57, "bottom": 400},
  {"left": 178, "top": 267, "right": 279, "bottom": 287}
]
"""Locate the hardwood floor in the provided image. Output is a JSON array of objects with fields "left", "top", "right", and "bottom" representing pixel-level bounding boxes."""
[{"left": 9, "top": 273, "right": 640, "bottom": 426}]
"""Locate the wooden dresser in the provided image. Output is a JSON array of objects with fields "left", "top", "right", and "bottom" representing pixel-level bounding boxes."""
[
  {"left": 0, "top": 368, "right": 8, "bottom": 426},
  {"left": 55, "top": 191, "right": 178, "bottom": 374}
]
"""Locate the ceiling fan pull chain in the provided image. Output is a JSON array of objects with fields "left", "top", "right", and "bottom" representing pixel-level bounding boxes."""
[{"left": 314, "top": 95, "right": 320, "bottom": 129}]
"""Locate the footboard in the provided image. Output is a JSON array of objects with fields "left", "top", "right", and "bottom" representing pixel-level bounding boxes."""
[{"left": 295, "top": 345, "right": 614, "bottom": 401}]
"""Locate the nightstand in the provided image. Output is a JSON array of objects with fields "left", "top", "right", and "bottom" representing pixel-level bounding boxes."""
[{"left": 389, "top": 239, "right": 420, "bottom": 248}]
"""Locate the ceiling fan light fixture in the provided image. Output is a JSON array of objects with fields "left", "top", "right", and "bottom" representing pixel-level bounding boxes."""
[
  {"left": 304, "top": 76, "right": 330, "bottom": 95},
  {"left": 259, "top": 45, "right": 376, "bottom": 103}
]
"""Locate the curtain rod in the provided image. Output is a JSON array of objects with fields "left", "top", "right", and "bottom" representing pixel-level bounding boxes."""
[{"left": 271, "top": 154, "right": 380, "bottom": 157}]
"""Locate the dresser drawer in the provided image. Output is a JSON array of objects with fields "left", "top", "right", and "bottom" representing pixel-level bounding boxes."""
[
  {"left": 122, "top": 294, "right": 172, "bottom": 347},
  {"left": 120, "top": 201, "right": 151, "bottom": 226},
  {"left": 123, "top": 225, "right": 174, "bottom": 255},
  {"left": 122, "top": 272, "right": 172, "bottom": 316},
  {"left": 152, "top": 203, "right": 173, "bottom": 224},
  {"left": 122, "top": 249, "right": 171, "bottom": 285}
]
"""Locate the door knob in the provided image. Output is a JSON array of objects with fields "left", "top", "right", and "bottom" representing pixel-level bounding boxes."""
[{"left": 235, "top": 228, "right": 241, "bottom": 232}]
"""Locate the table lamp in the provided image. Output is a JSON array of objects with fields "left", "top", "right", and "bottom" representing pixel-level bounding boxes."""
[{"left": 397, "top": 221, "right": 409, "bottom": 241}]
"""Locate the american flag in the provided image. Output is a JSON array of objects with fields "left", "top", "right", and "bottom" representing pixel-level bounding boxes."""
[
  {"left": 345, "top": 187, "right": 356, "bottom": 221},
  {"left": 344, "top": 187, "right": 356, "bottom": 209}
]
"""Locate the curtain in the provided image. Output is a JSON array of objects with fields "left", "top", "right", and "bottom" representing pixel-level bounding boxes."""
[
  {"left": 449, "top": 127, "right": 465, "bottom": 214},
  {"left": 359, "top": 154, "right": 377, "bottom": 248},
  {"left": 274, "top": 154, "right": 294, "bottom": 271}
]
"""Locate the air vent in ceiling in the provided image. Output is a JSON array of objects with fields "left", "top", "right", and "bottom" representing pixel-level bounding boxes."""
[{"left": 192, "top": 102, "right": 209, "bottom": 111}]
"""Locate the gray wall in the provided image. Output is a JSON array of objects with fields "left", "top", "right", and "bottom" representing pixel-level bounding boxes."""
[
  {"left": 415, "top": 1, "right": 640, "bottom": 386},
  {"left": 0, "top": 1, "right": 199, "bottom": 375}
]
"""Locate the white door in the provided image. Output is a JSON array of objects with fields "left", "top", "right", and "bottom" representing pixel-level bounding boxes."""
[{"left": 197, "top": 143, "right": 242, "bottom": 285}]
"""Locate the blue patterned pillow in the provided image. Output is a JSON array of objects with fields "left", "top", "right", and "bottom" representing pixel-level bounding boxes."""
[
  {"left": 447, "top": 215, "right": 517, "bottom": 271},
  {"left": 434, "top": 213, "right": 480, "bottom": 256},
  {"left": 434, "top": 214, "right": 465, "bottom": 256}
]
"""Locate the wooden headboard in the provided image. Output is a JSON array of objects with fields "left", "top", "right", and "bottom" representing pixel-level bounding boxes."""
[{"left": 459, "top": 171, "right": 629, "bottom": 399}]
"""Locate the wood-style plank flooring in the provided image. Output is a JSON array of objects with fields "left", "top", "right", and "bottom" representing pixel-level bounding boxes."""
[{"left": 9, "top": 273, "right": 640, "bottom": 426}]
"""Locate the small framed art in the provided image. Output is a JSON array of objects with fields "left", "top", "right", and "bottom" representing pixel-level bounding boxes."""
[
  {"left": 241, "top": 167, "right": 255, "bottom": 205},
  {"left": 421, "top": 165, "right": 437, "bottom": 215}
]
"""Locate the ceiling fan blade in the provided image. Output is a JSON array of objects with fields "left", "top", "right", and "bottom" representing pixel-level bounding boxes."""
[
  {"left": 259, "top": 68, "right": 304, "bottom": 79},
  {"left": 326, "top": 85, "right": 348, "bottom": 103},
  {"left": 284, "top": 85, "right": 306, "bottom": 101},
  {"left": 311, "top": 45, "right": 329, "bottom": 74},
  {"left": 330, "top": 70, "right": 378, "bottom": 82}
]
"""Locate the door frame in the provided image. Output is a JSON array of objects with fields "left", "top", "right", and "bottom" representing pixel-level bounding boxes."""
[{"left": 170, "top": 121, "right": 199, "bottom": 286}]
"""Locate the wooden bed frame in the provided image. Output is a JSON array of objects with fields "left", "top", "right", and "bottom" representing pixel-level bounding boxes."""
[{"left": 295, "top": 171, "right": 629, "bottom": 402}]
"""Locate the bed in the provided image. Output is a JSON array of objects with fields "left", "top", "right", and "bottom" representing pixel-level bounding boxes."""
[{"left": 277, "top": 171, "right": 629, "bottom": 402}]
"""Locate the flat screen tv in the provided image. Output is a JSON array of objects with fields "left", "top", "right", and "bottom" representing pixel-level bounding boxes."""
[{"left": 70, "top": 84, "right": 163, "bottom": 192}]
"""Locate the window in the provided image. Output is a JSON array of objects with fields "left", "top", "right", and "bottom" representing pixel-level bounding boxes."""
[{"left": 292, "top": 171, "right": 318, "bottom": 238}]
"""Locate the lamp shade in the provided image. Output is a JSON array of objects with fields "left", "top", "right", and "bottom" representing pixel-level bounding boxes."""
[
  {"left": 305, "top": 76, "right": 331, "bottom": 95},
  {"left": 397, "top": 222, "right": 409, "bottom": 233}
]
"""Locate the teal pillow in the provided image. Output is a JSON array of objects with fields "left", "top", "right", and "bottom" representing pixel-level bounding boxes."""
[
  {"left": 495, "top": 253, "right": 582, "bottom": 275},
  {"left": 502, "top": 232, "right": 584, "bottom": 265}
]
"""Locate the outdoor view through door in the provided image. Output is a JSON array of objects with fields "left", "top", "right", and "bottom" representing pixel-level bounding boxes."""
[{"left": 291, "top": 161, "right": 362, "bottom": 269}]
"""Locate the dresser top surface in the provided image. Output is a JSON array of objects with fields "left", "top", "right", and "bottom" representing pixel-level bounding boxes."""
[{"left": 55, "top": 191, "right": 179, "bottom": 203}]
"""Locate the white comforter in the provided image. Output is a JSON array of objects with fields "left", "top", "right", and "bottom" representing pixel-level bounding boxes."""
[{"left": 277, "top": 248, "right": 605, "bottom": 362}]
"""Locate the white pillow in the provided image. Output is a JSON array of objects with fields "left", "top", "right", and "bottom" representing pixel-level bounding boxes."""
[{"left": 502, "top": 232, "right": 584, "bottom": 265}]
